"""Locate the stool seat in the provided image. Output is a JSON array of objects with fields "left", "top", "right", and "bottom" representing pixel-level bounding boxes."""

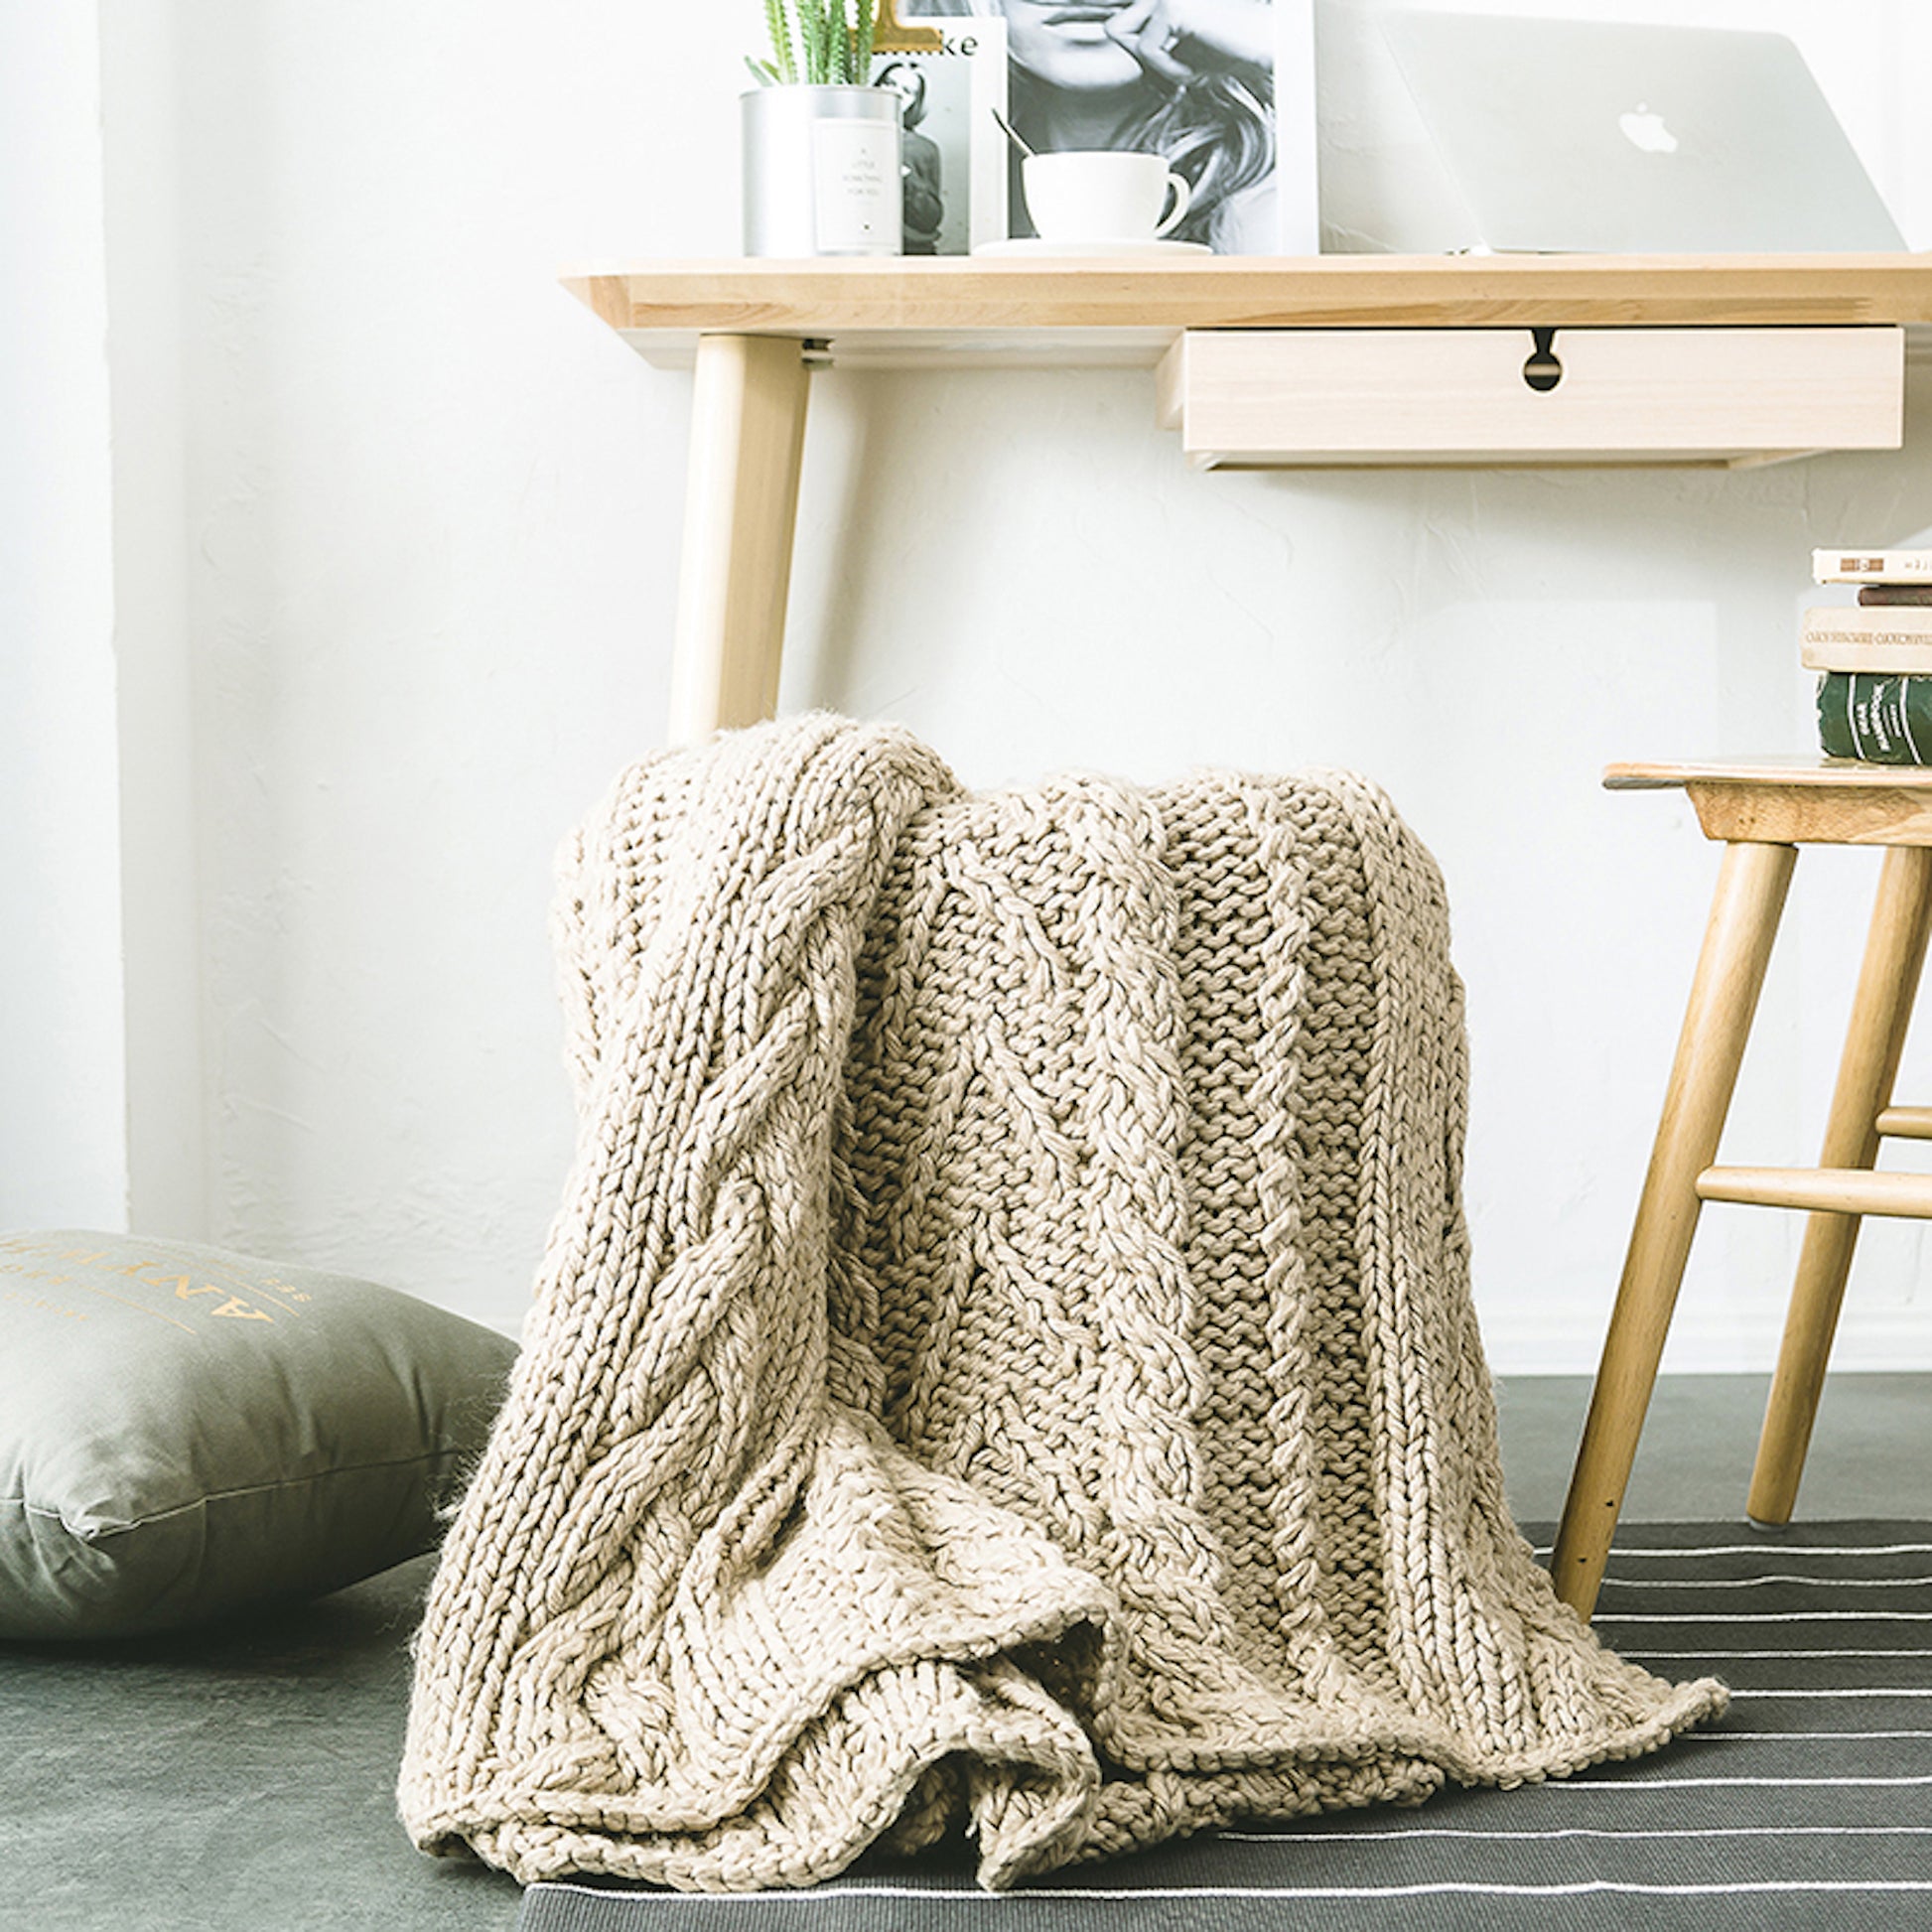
[
  {"left": 1553, "top": 758, "right": 1932, "bottom": 1619},
  {"left": 1606, "top": 757, "right": 1932, "bottom": 846},
  {"left": 1606, "top": 758, "right": 1932, "bottom": 787}
]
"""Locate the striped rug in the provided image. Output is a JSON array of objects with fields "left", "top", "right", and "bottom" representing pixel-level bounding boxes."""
[{"left": 516, "top": 1522, "right": 1932, "bottom": 1931}]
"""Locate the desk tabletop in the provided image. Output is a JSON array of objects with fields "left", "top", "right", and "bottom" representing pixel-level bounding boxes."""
[{"left": 564, "top": 253, "right": 1932, "bottom": 368}]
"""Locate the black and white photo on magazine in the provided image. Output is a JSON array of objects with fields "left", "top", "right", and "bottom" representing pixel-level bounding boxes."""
[{"left": 891, "top": 0, "right": 1315, "bottom": 251}]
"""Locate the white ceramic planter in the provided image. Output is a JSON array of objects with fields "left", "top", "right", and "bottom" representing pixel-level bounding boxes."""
[{"left": 741, "top": 84, "right": 902, "bottom": 258}]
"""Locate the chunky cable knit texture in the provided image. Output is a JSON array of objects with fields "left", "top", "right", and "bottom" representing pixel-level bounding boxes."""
[{"left": 398, "top": 713, "right": 1725, "bottom": 1892}]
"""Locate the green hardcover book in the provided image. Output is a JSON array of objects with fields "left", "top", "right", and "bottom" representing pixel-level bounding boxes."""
[{"left": 1817, "top": 672, "right": 1932, "bottom": 764}]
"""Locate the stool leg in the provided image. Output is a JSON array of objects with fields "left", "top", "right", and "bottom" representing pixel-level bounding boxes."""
[
  {"left": 1553, "top": 840, "right": 1796, "bottom": 1619},
  {"left": 1747, "top": 843, "right": 1932, "bottom": 1526}
]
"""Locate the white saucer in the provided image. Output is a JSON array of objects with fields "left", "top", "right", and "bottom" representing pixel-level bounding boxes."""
[{"left": 971, "top": 237, "right": 1212, "bottom": 259}]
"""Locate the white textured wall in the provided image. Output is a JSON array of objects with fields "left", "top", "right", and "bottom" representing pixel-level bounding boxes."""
[
  {"left": 22, "top": 0, "right": 1932, "bottom": 1364},
  {"left": 161, "top": 1, "right": 710, "bottom": 1313},
  {"left": 100, "top": 1, "right": 207, "bottom": 1240},
  {"left": 0, "top": 2, "right": 129, "bottom": 1229}
]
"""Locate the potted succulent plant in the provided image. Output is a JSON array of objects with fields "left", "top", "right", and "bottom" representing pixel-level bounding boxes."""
[{"left": 742, "top": 0, "right": 901, "bottom": 257}]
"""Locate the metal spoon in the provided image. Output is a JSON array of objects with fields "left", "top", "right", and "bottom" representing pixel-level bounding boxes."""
[{"left": 991, "top": 107, "right": 1035, "bottom": 161}]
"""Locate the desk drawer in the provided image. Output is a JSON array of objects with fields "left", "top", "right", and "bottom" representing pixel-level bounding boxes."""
[{"left": 1156, "top": 326, "right": 1903, "bottom": 469}]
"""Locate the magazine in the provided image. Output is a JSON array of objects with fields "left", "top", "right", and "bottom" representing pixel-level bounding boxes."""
[{"left": 884, "top": 0, "right": 1315, "bottom": 253}]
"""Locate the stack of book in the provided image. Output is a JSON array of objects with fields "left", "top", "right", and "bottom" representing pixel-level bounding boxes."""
[{"left": 1807, "top": 548, "right": 1932, "bottom": 763}]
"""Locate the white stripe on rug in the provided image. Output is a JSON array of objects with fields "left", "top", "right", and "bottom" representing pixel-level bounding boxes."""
[
  {"left": 1625, "top": 1647, "right": 1932, "bottom": 1657},
  {"left": 1534, "top": 1772, "right": 1932, "bottom": 1785},
  {"left": 1721, "top": 1689, "right": 1932, "bottom": 1700},
  {"left": 1606, "top": 1735, "right": 1928, "bottom": 1746},
  {"left": 1222, "top": 1826, "right": 1932, "bottom": 1843},
  {"left": 1597, "top": 1576, "right": 1932, "bottom": 1590},
  {"left": 1534, "top": 1545, "right": 1932, "bottom": 1562},
  {"left": 529, "top": 1879, "right": 1932, "bottom": 1903},
  {"left": 1596, "top": 1610, "right": 1932, "bottom": 1622}
]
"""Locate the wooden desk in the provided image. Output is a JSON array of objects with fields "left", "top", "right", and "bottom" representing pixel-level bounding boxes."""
[{"left": 562, "top": 254, "right": 1932, "bottom": 744}]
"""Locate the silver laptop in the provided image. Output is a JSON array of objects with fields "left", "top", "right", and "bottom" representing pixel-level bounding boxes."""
[{"left": 1358, "top": 9, "right": 1905, "bottom": 254}]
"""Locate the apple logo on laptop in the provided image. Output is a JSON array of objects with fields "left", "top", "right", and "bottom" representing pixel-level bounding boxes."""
[{"left": 1618, "top": 103, "right": 1679, "bottom": 154}]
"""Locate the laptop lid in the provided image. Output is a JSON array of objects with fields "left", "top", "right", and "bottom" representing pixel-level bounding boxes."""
[{"left": 1372, "top": 9, "right": 1906, "bottom": 254}]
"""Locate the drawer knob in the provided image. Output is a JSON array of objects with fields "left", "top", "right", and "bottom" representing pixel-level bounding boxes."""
[{"left": 1523, "top": 327, "right": 1564, "bottom": 393}]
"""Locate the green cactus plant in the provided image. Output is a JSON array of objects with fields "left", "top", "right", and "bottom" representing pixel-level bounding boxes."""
[{"left": 747, "top": 0, "right": 880, "bottom": 86}]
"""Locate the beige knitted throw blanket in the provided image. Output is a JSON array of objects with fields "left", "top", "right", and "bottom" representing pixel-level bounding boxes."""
[{"left": 399, "top": 712, "right": 1724, "bottom": 1891}]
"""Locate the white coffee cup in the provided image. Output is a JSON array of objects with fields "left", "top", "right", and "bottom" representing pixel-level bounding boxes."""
[{"left": 1021, "top": 151, "right": 1192, "bottom": 244}]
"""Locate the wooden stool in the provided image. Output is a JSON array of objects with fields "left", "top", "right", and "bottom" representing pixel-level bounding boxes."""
[{"left": 1552, "top": 758, "right": 1932, "bottom": 1620}]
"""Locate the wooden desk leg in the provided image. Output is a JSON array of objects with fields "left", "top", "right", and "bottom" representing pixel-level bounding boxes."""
[
  {"left": 666, "top": 334, "right": 812, "bottom": 749},
  {"left": 1747, "top": 843, "right": 1932, "bottom": 1526},
  {"left": 1552, "top": 839, "right": 1796, "bottom": 1619}
]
